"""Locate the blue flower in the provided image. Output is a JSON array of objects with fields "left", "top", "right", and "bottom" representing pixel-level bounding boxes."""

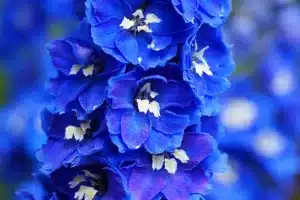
[
  {"left": 171, "top": 0, "right": 232, "bottom": 27},
  {"left": 109, "top": 132, "right": 217, "bottom": 200},
  {"left": 106, "top": 66, "right": 201, "bottom": 154},
  {"left": 16, "top": 157, "right": 129, "bottom": 200},
  {"left": 37, "top": 107, "right": 109, "bottom": 172},
  {"left": 85, "top": 0, "right": 197, "bottom": 69},
  {"left": 47, "top": 20, "right": 125, "bottom": 114},
  {"left": 48, "top": 156, "right": 129, "bottom": 200},
  {"left": 181, "top": 24, "right": 234, "bottom": 101}
]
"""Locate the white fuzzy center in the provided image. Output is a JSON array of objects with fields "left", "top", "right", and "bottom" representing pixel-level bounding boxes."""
[
  {"left": 254, "top": 129, "right": 285, "bottom": 158},
  {"left": 65, "top": 121, "right": 91, "bottom": 141},
  {"left": 152, "top": 149, "right": 190, "bottom": 174},
  {"left": 120, "top": 9, "right": 161, "bottom": 33},
  {"left": 192, "top": 46, "right": 213, "bottom": 76},
  {"left": 271, "top": 69, "right": 295, "bottom": 96}
]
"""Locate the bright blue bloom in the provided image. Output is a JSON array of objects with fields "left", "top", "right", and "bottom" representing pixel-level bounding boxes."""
[
  {"left": 37, "top": 107, "right": 110, "bottom": 172},
  {"left": 16, "top": 157, "right": 129, "bottom": 200},
  {"left": 109, "top": 132, "right": 217, "bottom": 200},
  {"left": 106, "top": 65, "right": 201, "bottom": 154},
  {"left": 85, "top": 0, "right": 198, "bottom": 69},
  {"left": 171, "top": 0, "right": 232, "bottom": 26},
  {"left": 182, "top": 24, "right": 234, "bottom": 101},
  {"left": 47, "top": 21, "right": 125, "bottom": 114}
]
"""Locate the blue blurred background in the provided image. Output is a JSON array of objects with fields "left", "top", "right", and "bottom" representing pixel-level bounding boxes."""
[{"left": 0, "top": 0, "right": 299, "bottom": 199}]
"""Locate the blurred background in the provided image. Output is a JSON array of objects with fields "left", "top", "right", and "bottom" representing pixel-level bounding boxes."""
[{"left": 0, "top": 0, "right": 299, "bottom": 199}]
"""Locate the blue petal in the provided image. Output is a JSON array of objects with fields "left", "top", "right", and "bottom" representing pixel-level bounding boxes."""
[
  {"left": 90, "top": 19, "right": 121, "bottom": 48},
  {"left": 108, "top": 72, "right": 136, "bottom": 109},
  {"left": 78, "top": 81, "right": 107, "bottom": 113},
  {"left": 121, "top": 111, "right": 151, "bottom": 149},
  {"left": 41, "top": 109, "right": 79, "bottom": 139},
  {"left": 116, "top": 31, "right": 139, "bottom": 64},
  {"left": 204, "top": 75, "right": 230, "bottom": 96},
  {"left": 150, "top": 110, "right": 189, "bottom": 135},
  {"left": 110, "top": 135, "right": 129, "bottom": 153},
  {"left": 54, "top": 78, "right": 91, "bottom": 113},
  {"left": 136, "top": 33, "right": 177, "bottom": 70},
  {"left": 161, "top": 171, "right": 189, "bottom": 200},
  {"left": 102, "top": 47, "right": 128, "bottom": 63},
  {"left": 48, "top": 40, "right": 77, "bottom": 75},
  {"left": 129, "top": 167, "right": 168, "bottom": 200},
  {"left": 106, "top": 109, "right": 124, "bottom": 135},
  {"left": 77, "top": 137, "right": 106, "bottom": 156},
  {"left": 86, "top": 0, "right": 131, "bottom": 23},
  {"left": 144, "top": 128, "right": 169, "bottom": 154},
  {"left": 183, "top": 70, "right": 207, "bottom": 100},
  {"left": 37, "top": 140, "right": 79, "bottom": 173},
  {"left": 154, "top": 80, "right": 194, "bottom": 109},
  {"left": 146, "top": 1, "right": 194, "bottom": 35}
]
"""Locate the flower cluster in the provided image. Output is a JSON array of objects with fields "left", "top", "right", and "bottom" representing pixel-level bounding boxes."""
[{"left": 17, "top": 0, "right": 234, "bottom": 199}]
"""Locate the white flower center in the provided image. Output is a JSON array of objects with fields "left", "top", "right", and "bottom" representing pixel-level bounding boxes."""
[
  {"left": 152, "top": 149, "right": 190, "bottom": 174},
  {"left": 74, "top": 186, "right": 98, "bottom": 200},
  {"left": 192, "top": 46, "right": 213, "bottom": 76},
  {"left": 254, "top": 129, "right": 285, "bottom": 158},
  {"left": 221, "top": 98, "right": 258, "bottom": 131},
  {"left": 271, "top": 69, "right": 295, "bottom": 96},
  {"left": 65, "top": 121, "right": 91, "bottom": 141},
  {"left": 70, "top": 64, "right": 94, "bottom": 76},
  {"left": 69, "top": 170, "right": 103, "bottom": 200},
  {"left": 136, "top": 83, "right": 160, "bottom": 118},
  {"left": 120, "top": 9, "right": 161, "bottom": 33}
]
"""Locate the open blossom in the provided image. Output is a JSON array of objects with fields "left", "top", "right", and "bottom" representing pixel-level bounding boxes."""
[
  {"left": 47, "top": 20, "right": 125, "bottom": 115},
  {"left": 106, "top": 66, "right": 201, "bottom": 154},
  {"left": 85, "top": 0, "right": 198, "bottom": 69}
]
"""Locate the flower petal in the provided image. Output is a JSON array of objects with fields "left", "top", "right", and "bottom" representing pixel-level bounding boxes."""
[
  {"left": 144, "top": 128, "right": 169, "bottom": 154},
  {"left": 180, "top": 133, "right": 217, "bottom": 170},
  {"left": 151, "top": 110, "right": 189, "bottom": 135},
  {"left": 121, "top": 111, "right": 151, "bottom": 149},
  {"left": 78, "top": 81, "right": 107, "bottom": 113},
  {"left": 129, "top": 167, "right": 168, "bottom": 200},
  {"left": 116, "top": 31, "right": 139, "bottom": 64},
  {"left": 161, "top": 171, "right": 189, "bottom": 200}
]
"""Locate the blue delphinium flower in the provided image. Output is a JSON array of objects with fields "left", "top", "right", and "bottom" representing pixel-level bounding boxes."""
[
  {"left": 108, "top": 132, "right": 219, "bottom": 200},
  {"left": 106, "top": 65, "right": 201, "bottom": 154},
  {"left": 47, "top": 20, "right": 125, "bottom": 115},
  {"left": 85, "top": 0, "right": 198, "bottom": 69},
  {"left": 181, "top": 24, "right": 234, "bottom": 100},
  {"left": 37, "top": 107, "right": 109, "bottom": 172},
  {"left": 171, "top": 0, "right": 232, "bottom": 26},
  {"left": 16, "top": 157, "right": 129, "bottom": 200}
]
